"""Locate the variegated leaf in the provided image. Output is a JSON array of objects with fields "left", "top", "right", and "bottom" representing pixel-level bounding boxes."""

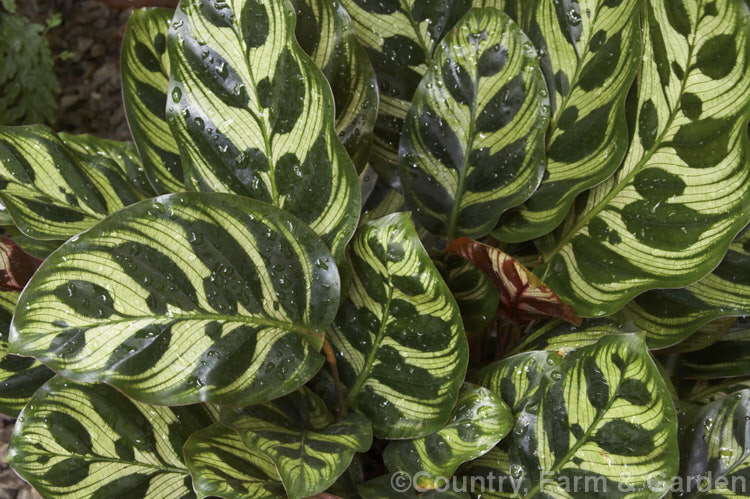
[
  {"left": 662, "top": 317, "right": 736, "bottom": 354},
  {"left": 678, "top": 389, "right": 750, "bottom": 497},
  {"left": 431, "top": 250, "right": 499, "bottom": 332},
  {"left": 340, "top": 0, "right": 501, "bottom": 185},
  {"left": 9, "top": 193, "right": 340, "bottom": 406},
  {"left": 221, "top": 388, "right": 372, "bottom": 499},
  {"left": 473, "top": 350, "right": 563, "bottom": 413},
  {"left": 536, "top": 0, "right": 750, "bottom": 317},
  {"left": 122, "top": 7, "right": 185, "bottom": 193},
  {"left": 685, "top": 376, "right": 750, "bottom": 405},
  {"left": 625, "top": 231, "right": 750, "bottom": 349},
  {"left": 0, "top": 125, "right": 147, "bottom": 240},
  {"left": 0, "top": 290, "right": 51, "bottom": 417},
  {"left": 327, "top": 213, "right": 468, "bottom": 438},
  {"left": 6, "top": 376, "right": 215, "bottom": 498},
  {"left": 494, "top": 0, "right": 640, "bottom": 242},
  {"left": 681, "top": 320, "right": 750, "bottom": 379},
  {"left": 399, "top": 8, "right": 548, "bottom": 239},
  {"left": 360, "top": 178, "right": 408, "bottom": 226},
  {"left": 167, "top": 0, "right": 359, "bottom": 259},
  {"left": 510, "top": 316, "right": 636, "bottom": 355},
  {"left": 511, "top": 334, "right": 678, "bottom": 497},
  {"left": 446, "top": 237, "right": 580, "bottom": 326},
  {"left": 291, "top": 0, "right": 378, "bottom": 171},
  {"left": 456, "top": 444, "right": 515, "bottom": 498},
  {"left": 383, "top": 383, "right": 513, "bottom": 490},
  {"left": 183, "top": 423, "right": 285, "bottom": 498},
  {"left": 4, "top": 225, "right": 62, "bottom": 259},
  {"left": 59, "top": 132, "right": 156, "bottom": 197}
]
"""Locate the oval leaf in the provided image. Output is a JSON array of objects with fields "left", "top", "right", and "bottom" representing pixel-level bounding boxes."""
[
  {"left": 0, "top": 290, "right": 52, "bottom": 417},
  {"left": 681, "top": 321, "right": 750, "bottom": 379},
  {"left": 679, "top": 389, "right": 750, "bottom": 496},
  {"left": 59, "top": 132, "right": 156, "bottom": 198},
  {"left": 495, "top": 0, "right": 640, "bottom": 242},
  {"left": 121, "top": 7, "right": 185, "bottom": 194},
  {"left": 328, "top": 213, "right": 468, "bottom": 439},
  {"left": 183, "top": 423, "right": 285, "bottom": 498},
  {"left": 473, "top": 350, "right": 562, "bottom": 413},
  {"left": 509, "top": 316, "right": 637, "bottom": 355},
  {"left": 400, "top": 8, "right": 548, "bottom": 240},
  {"left": 625, "top": 231, "right": 750, "bottom": 349},
  {"left": 0, "top": 125, "right": 147, "bottom": 240},
  {"left": 167, "top": 0, "right": 359, "bottom": 259},
  {"left": 340, "top": 0, "right": 501, "bottom": 184},
  {"left": 537, "top": 0, "right": 750, "bottom": 317},
  {"left": 291, "top": 0, "right": 378, "bottom": 171},
  {"left": 510, "top": 334, "right": 678, "bottom": 498},
  {"left": 10, "top": 192, "right": 339, "bottom": 406},
  {"left": 6, "top": 376, "right": 215, "bottom": 498},
  {"left": 221, "top": 388, "right": 372, "bottom": 499},
  {"left": 383, "top": 383, "right": 513, "bottom": 490}
]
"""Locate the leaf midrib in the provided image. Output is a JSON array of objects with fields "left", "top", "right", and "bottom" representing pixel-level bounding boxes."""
[
  {"left": 541, "top": 5, "right": 697, "bottom": 269},
  {"left": 345, "top": 284, "right": 394, "bottom": 405}
]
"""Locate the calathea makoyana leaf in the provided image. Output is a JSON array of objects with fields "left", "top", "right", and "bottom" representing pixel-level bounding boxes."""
[
  {"left": 494, "top": 0, "right": 640, "bottom": 242},
  {"left": 167, "top": 0, "right": 359, "bottom": 260},
  {"left": 6, "top": 376, "right": 215, "bottom": 498},
  {"left": 4, "top": 225, "right": 62, "bottom": 259},
  {"left": 183, "top": 423, "right": 285, "bottom": 498},
  {"left": 536, "top": 0, "right": 750, "bottom": 317},
  {"left": 509, "top": 316, "right": 636, "bottom": 355},
  {"left": 431, "top": 249, "right": 499, "bottom": 332},
  {"left": 0, "top": 234, "right": 41, "bottom": 291},
  {"left": 511, "top": 334, "right": 678, "bottom": 498},
  {"left": 0, "top": 290, "right": 52, "bottom": 417},
  {"left": 0, "top": 125, "right": 147, "bottom": 240},
  {"left": 291, "top": 0, "right": 378, "bottom": 171},
  {"left": 122, "top": 7, "right": 185, "bottom": 194},
  {"left": 456, "top": 445, "right": 516, "bottom": 498},
  {"left": 446, "top": 237, "right": 580, "bottom": 327},
  {"left": 327, "top": 213, "right": 468, "bottom": 438},
  {"left": 662, "top": 317, "right": 736, "bottom": 355},
  {"left": 383, "top": 383, "right": 513, "bottom": 490},
  {"left": 9, "top": 192, "right": 340, "bottom": 406},
  {"left": 685, "top": 374, "right": 750, "bottom": 405},
  {"left": 678, "top": 389, "right": 750, "bottom": 496},
  {"left": 59, "top": 131, "right": 156, "bottom": 197},
  {"left": 473, "top": 350, "right": 562, "bottom": 413},
  {"left": 221, "top": 388, "right": 372, "bottom": 499},
  {"left": 680, "top": 321, "right": 750, "bottom": 379},
  {"left": 340, "top": 0, "right": 500, "bottom": 185},
  {"left": 625, "top": 231, "right": 750, "bottom": 349},
  {"left": 399, "top": 8, "right": 548, "bottom": 240}
]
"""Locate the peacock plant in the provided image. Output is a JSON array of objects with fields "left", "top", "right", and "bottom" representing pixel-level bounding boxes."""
[{"left": 0, "top": 0, "right": 749, "bottom": 497}]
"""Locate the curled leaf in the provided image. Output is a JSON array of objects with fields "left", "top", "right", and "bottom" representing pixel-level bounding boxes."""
[
  {"left": 445, "top": 237, "right": 580, "bottom": 326},
  {"left": 0, "top": 234, "right": 42, "bottom": 291}
]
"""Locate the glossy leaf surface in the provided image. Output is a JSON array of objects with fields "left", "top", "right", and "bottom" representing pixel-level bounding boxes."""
[
  {"left": 495, "top": 0, "right": 640, "bottom": 241},
  {"left": 328, "top": 213, "right": 468, "bottom": 439},
  {"left": 6, "top": 376, "right": 214, "bottom": 498},
  {"left": 681, "top": 322, "right": 750, "bottom": 379},
  {"left": 383, "top": 383, "right": 512, "bottom": 489},
  {"left": 625, "top": 231, "right": 750, "bottom": 349},
  {"left": 0, "top": 125, "right": 146, "bottom": 239},
  {"left": 167, "top": 0, "right": 359, "bottom": 259},
  {"left": 537, "top": 0, "right": 750, "bottom": 317},
  {"left": 222, "top": 388, "right": 372, "bottom": 499},
  {"left": 183, "top": 423, "right": 284, "bottom": 498},
  {"left": 511, "top": 334, "right": 678, "bottom": 497},
  {"left": 122, "top": 7, "right": 184, "bottom": 193},
  {"left": 291, "top": 0, "right": 378, "bottom": 171},
  {"left": 399, "top": 8, "right": 548, "bottom": 239},
  {"left": 10, "top": 193, "right": 339, "bottom": 406},
  {"left": 679, "top": 389, "right": 750, "bottom": 497}
]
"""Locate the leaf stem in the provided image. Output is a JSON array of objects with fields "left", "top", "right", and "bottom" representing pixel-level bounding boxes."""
[{"left": 322, "top": 338, "right": 346, "bottom": 417}]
